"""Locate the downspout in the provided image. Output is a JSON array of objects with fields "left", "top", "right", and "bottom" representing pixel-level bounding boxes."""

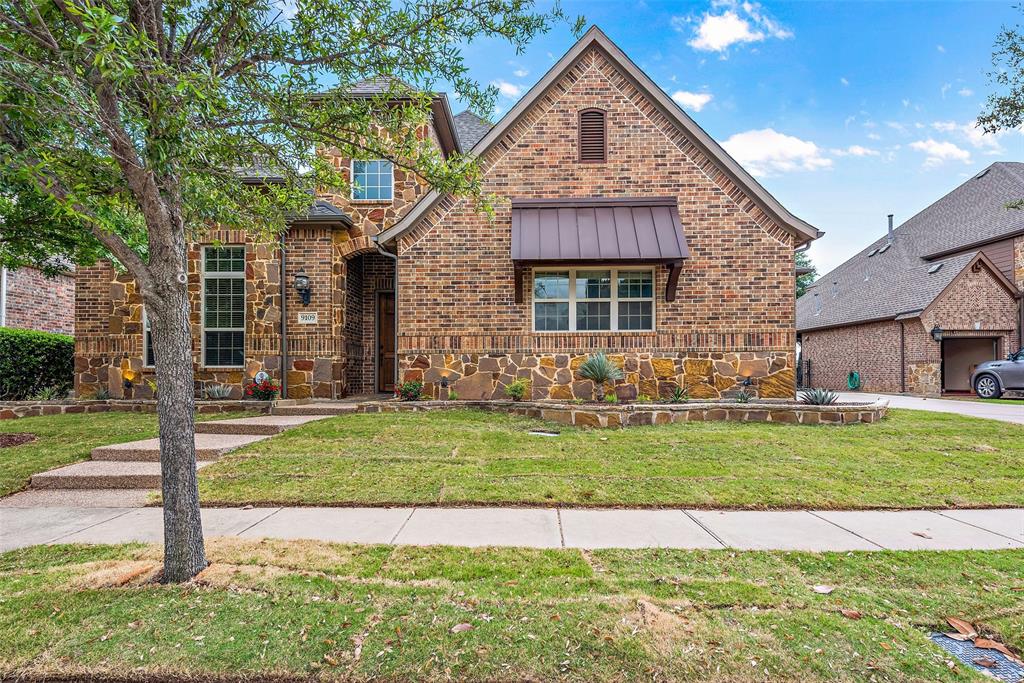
[
  {"left": 374, "top": 236, "right": 399, "bottom": 390},
  {"left": 279, "top": 239, "right": 289, "bottom": 399},
  {"left": 0, "top": 267, "right": 7, "bottom": 327},
  {"left": 899, "top": 321, "right": 906, "bottom": 393}
]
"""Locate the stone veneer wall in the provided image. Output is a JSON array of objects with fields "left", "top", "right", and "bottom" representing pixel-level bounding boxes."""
[
  {"left": 403, "top": 351, "right": 794, "bottom": 401},
  {"left": 394, "top": 47, "right": 801, "bottom": 399},
  {"left": 0, "top": 399, "right": 270, "bottom": 420}
]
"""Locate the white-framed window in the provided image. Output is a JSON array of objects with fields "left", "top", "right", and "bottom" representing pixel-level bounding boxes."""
[
  {"left": 351, "top": 159, "right": 394, "bottom": 201},
  {"left": 533, "top": 268, "right": 655, "bottom": 332},
  {"left": 143, "top": 309, "right": 155, "bottom": 367},
  {"left": 202, "top": 246, "right": 245, "bottom": 367}
]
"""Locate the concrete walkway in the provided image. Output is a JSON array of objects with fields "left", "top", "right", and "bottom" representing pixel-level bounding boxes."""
[
  {"left": 2, "top": 505, "right": 1020, "bottom": 553},
  {"left": 838, "top": 392, "right": 1024, "bottom": 425}
]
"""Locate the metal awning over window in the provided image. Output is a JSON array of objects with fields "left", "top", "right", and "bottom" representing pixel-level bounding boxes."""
[{"left": 510, "top": 197, "right": 690, "bottom": 303}]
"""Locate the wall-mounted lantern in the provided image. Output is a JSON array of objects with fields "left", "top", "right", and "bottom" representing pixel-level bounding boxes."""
[
  {"left": 930, "top": 325, "right": 943, "bottom": 343},
  {"left": 294, "top": 269, "right": 311, "bottom": 306}
]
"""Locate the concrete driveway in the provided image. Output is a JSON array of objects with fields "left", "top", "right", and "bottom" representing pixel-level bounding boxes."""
[{"left": 839, "top": 392, "right": 1024, "bottom": 425}]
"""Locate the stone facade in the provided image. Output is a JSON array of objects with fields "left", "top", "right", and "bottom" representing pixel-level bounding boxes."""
[
  {"left": 403, "top": 350, "right": 794, "bottom": 401},
  {"left": 801, "top": 258, "right": 1021, "bottom": 396},
  {"left": 1, "top": 266, "right": 75, "bottom": 334},
  {"left": 394, "top": 47, "right": 801, "bottom": 400}
]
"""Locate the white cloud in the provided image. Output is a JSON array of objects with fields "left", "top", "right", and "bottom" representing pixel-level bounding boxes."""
[
  {"left": 958, "top": 87, "right": 974, "bottom": 97},
  {"left": 932, "top": 119, "right": 1008, "bottom": 154},
  {"left": 937, "top": 44, "right": 946, "bottom": 53},
  {"left": 909, "top": 138, "right": 971, "bottom": 167},
  {"left": 513, "top": 68, "right": 529, "bottom": 78},
  {"left": 831, "top": 145, "right": 880, "bottom": 157},
  {"left": 491, "top": 80, "right": 523, "bottom": 99},
  {"left": 671, "top": 90, "right": 714, "bottom": 111},
  {"left": 941, "top": 83, "right": 951, "bottom": 98},
  {"left": 674, "top": 0, "right": 792, "bottom": 53},
  {"left": 886, "top": 121, "right": 908, "bottom": 134},
  {"left": 722, "top": 128, "right": 832, "bottom": 176},
  {"left": 840, "top": 77, "right": 849, "bottom": 86},
  {"left": 866, "top": 132, "right": 882, "bottom": 141}
]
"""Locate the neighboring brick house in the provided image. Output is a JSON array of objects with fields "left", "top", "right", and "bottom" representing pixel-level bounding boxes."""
[
  {"left": 0, "top": 265, "right": 75, "bottom": 335},
  {"left": 74, "top": 26, "right": 820, "bottom": 401},
  {"left": 797, "top": 163, "right": 1024, "bottom": 396}
]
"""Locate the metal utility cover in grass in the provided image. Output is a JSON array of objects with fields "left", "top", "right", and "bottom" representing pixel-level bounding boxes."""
[{"left": 930, "top": 634, "right": 1024, "bottom": 682}]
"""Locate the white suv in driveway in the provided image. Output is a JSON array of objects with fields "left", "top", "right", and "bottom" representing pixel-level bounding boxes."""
[{"left": 971, "top": 348, "right": 1024, "bottom": 399}]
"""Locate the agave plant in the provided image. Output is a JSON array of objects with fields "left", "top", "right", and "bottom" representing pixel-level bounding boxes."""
[
  {"left": 203, "top": 383, "right": 233, "bottom": 399},
  {"left": 799, "top": 388, "right": 840, "bottom": 405},
  {"left": 576, "top": 352, "right": 624, "bottom": 400}
]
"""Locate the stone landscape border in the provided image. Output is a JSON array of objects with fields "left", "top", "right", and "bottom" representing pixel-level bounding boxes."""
[
  {"left": 347, "top": 398, "right": 890, "bottom": 428},
  {"left": 0, "top": 399, "right": 272, "bottom": 420}
]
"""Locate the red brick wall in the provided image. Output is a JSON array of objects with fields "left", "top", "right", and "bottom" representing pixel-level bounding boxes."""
[
  {"left": 393, "top": 47, "right": 799, "bottom": 399},
  {"left": 2, "top": 266, "right": 75, "bottom": 335}
]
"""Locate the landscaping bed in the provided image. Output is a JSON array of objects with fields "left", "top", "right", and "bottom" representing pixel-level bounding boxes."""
[
  {"left": 1, "top": 539, "right": 1021, "bottom": 681},
  {"left": 0, "top": 398, "right": 272, "bottom": 420},
  {"left": 196, "top": 407, "right": 1024, "bottom": 509}
]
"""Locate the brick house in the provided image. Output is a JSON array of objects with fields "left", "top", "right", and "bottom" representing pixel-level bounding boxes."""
[
  {"left": 1, "top": 265, "right": 75, "bottom": 335},
  {"left": 797, "top": 163, "right": 1024, "bottom": 396},
  {"left": 74, "top": 26, "right": 819, "bottom": 401}
]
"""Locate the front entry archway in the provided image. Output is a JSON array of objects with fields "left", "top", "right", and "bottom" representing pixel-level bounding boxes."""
[{"left": 343, "top": 250, "right": 396, "bottom": 396}]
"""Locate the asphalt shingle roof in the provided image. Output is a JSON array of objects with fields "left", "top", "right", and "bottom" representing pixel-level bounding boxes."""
[
  {"left": 452, "top": 110, "right": 492, "bottom": 150},
  {"left": 797, "top": 162, "right": 1024, "bottom": 331}
]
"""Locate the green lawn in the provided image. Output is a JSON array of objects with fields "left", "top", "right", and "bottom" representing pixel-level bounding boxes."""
[
  {"left": 0, "top": 411, "right": 259, "bottom": 497},
  {"left": 1, "top": 540, "right": 1020, "bottom": 681},
  {"left": 196, "top": 408, "right": 1024, "bottom": 509}
]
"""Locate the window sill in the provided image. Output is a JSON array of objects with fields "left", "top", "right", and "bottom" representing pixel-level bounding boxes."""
[
  {"left": 532, "top": 330, "right": 657, "bottom": 335},
  {"left": 350, "top": 199, "right": 394, "bottom": 204}
]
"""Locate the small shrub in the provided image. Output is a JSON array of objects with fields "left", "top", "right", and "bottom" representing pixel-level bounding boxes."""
[
  {"left": 603, "top": 392, "right": 619, "bottom": 403},
  {"left": 145, "top": 378, "right": 158, "bottom": 398},
  {"left": 670, "top": 386, "right": 688, "bottom": 404},
  {"left": 799, "top": 388, "right": 839, "bottom": 405},
  {"left": 505, "top": 378, "right": 530, "bottom": 401},
  {"left": 577, "top": 353, "right": 624, "bottom": 397},
  {"left": 31, "top": 385, "right": 67, "bottom": 401},
  {"left": 397, "top": 380, "right": 423, "bottom": 401},
  {"left": 447, "top": 390, "right": 458, "bottom": 401},
  {"left": 636, "top": 394, "right": 653, "bottom": 403},
  {"left": 91, "top": 387, "right": 111, "bottom": 400},
  {"left": 0, "top": 328, "right": 73, "bottom": 400},
  {"left": 735, "top": 390, "right": 752, "bottom": 403},
  {"left": 203, "top": 384, "right": 233, "bottom": 399},
  {"left": 246, "top": 378, "right": 280, "bottom": 401},
  {"left": 571, "top": 397, "right": 585, "bottom": 405}
]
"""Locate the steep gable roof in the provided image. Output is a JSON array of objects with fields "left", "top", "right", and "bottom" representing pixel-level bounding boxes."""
[
  {"left": 797, "top": 162, "right": 1024, "bottom": 332},
  {"left": 377, "top": 25, "right": 820, "bottom": 247}
]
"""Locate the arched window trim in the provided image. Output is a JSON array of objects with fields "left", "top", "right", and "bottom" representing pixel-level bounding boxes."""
[{"left": 578, "top": 108, "right": 607, "bottom": 163}]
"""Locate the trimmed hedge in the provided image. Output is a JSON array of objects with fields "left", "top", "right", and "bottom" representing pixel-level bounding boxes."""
[{"left": 0, "top": 327, "right": 74, "bottom": 400}]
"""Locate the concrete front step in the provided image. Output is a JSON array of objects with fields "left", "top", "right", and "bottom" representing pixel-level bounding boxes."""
[
  {"left": 272, "top": 403, "right": 360, "bottom": 416},
  {"left": 30, "top": 461, "right": 215, "bottom": 490},
  {"left": 91, "top": 433, "right": 268, "bottom": 462},
  {"left": 195, "top": 415, "right": 329, "bottom": 435}
]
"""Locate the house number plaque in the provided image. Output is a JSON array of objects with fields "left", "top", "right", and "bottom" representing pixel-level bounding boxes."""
[{"left": 297, "top": 312, "right": 318, "bottom": 324}]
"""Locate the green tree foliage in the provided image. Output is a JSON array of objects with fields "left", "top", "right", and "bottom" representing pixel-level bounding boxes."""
[
  {"left": 795, "top": 250, "right": 817, "bottom": 298},
  {"left": 980, "top": 7, "right": 1024, "bottom": 208},
  {"left": 0, "top": 0, "right": 580, "bottom": 581}
]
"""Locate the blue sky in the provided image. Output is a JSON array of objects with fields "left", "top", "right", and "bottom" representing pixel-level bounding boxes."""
[{"left": 441, "top": 1, "right": 1023, "bottom": 275}]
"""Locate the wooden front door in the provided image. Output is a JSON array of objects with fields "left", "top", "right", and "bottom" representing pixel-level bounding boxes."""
[{"left": 377, "top": 292, "right": 396, "bottom": 393}]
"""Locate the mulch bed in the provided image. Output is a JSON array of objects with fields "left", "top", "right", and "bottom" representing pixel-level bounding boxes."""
[{"left": 0, "top": 432, "right": 36, "bottom": 448}]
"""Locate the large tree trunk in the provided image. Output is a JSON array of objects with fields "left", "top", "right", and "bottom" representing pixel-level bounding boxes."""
[{"left": 147, "top": 223, "right": 207, "bottom": 583}]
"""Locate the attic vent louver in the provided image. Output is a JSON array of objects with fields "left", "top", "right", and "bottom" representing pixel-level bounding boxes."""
[
  {"left": 928, "top": 262, "right": 943, "bottom": 274},
  {"left": 868, "top": 248, "right": 879, "bottom": 257},
  {"left": 878, "top": 243, "right": 890, "bottom": 253},
  {"left": 578, "top": 109, "right": 607, "bottom": 163}
]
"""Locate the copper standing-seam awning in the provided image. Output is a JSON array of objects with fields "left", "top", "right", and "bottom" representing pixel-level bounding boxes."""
[{"left": 510, "top": 197, "right": 690, "bottom": 303}]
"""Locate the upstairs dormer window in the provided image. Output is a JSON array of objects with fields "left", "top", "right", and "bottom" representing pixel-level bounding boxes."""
[
  {"left": 578, "top": 109, "right": 607, "bottom": 163},
  {"left": 351, "top": 159, "right": 393, "bottom": 201}
]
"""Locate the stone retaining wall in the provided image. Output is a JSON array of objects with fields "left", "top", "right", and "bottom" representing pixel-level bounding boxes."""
[
  {"left": 347, "top": 398, "right": 888, "bottom": 428},
  {"left": 0, "top": 399, "right": 272, "bottom": 420}
]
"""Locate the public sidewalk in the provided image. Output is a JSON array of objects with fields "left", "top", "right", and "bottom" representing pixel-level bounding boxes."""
[{"left": 1, "top": 505, "right": 1020, "bottom": 553}]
